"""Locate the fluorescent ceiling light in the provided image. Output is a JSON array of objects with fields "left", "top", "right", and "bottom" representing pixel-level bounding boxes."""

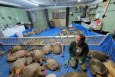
[
  {"left": 23, "top": 0, "right": 38, "bottom": 6},
  {"left": 0, "top": 1, "right": 21, "bottom": 7},
  {"left": 78, "top": 0, "right": 81, "bottom": 2}
]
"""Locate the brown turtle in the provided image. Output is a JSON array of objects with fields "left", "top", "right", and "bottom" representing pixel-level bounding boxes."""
[
  {"left": 87, "top": 50, "right": 109, "bottom": 61},
  {"left": 8, "top": 58, "right": 26, "bottom": 77},
  {"left": 26, "top": 57, "right": 33, "bottom": 66},
  {"left": 87, "top": 58, "right": 107, "bottom": 75},
  {"left": 7, "top": 50, "right": 27, "bottom": 61},
  {"left": 20, "top": 62, "right": 45, "bottom": 77},
  {"left": 32, "top": 49, "right": 49, "bottom": 65},
  {"left": 25, "top": 51, "right": 33, "bottom": 65},
  {"left": 60, "top": 71, "right": 89, "bottom": 77},
  {"left": 45, "top": 59, "right": 62, "bottom": 72},
  {"left": 43, "top": 44, "right": 52, "bottom": 54},
  {"left": 0, "top": 51, "right": 5, "bottom": 55},
  {"left": 52, "top": 43, "right": 62, "bottom": 55},
  {"left": 8, "top": 45, "right": 27, "bottom": 55},
  {"left": 27, "top": 46, "right": 42, "bottom": 52}
]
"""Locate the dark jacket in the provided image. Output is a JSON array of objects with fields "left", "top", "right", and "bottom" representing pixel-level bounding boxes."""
[{"left": 69, "top": 41, "right": 89, "bottom": 62}]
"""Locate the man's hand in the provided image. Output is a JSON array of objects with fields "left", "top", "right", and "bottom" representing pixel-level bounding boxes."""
[
  {"left": 79, "top": 61, "right": 83, "bottom": 65},
  {"left": 71, "top": 57, "right": 74, "bottom": 61}
]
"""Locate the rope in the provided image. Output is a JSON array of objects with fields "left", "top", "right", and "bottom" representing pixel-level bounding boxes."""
[{"left": 15, "top": 65, "right": 25, "bottom": 76}]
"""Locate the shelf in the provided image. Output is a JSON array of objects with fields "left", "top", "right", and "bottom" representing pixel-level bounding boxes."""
[{"left": 88, "top": 17, "right": 96, "bottom": 19}]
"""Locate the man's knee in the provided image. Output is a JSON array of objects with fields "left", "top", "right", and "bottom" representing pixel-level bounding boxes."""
[
  {"left": 80, "top": 62, "right": 87, "bottom": 71},
  {"left": 81, "top": 66, "right": 87, "bottom": 71},
  {"left": 70, "top": 60, "right": 76, "bottom": 68}
]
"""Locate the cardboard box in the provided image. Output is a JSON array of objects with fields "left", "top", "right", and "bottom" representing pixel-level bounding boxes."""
[
  {"left": 103, "top": 62, "right": 115, "bottom": 77},
  {"left": 96, "top": 72, "right": 113, "bottom": 77},
  {"left": 102, "top": 1, "right": 108, "bottom": 8}
]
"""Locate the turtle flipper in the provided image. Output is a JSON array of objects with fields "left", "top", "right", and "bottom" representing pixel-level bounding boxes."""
[
  {"left": 37, "top": 71, "right": 45, "bottom": 77},
  {"left": 90, "top": 68, "right": 96, "bottom": 75},
  {"left": 60, "top": 75, "right": 64, "bottom": 77},
  {"left": 39, "top": 58, "right": 43, "bottom": 65},
  {"left": 43, "top": 57, "right": 49, "bottom": 62},
  {"left": 8, "top": 71, "right": 14, "bottom": 77}
]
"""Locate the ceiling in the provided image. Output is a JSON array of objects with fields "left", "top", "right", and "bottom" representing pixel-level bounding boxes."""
[{"left": 0, "top": 0, "right": 101, "bottom": 9}]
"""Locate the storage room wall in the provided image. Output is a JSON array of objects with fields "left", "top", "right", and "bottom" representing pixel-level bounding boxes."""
[
  {"left": 0, "top": 6, "right": 29, "bottom": 29},
  {"left": 87, "top": 0, "right": 115, "bottom": 32},
  {"left": 30, "top": 10, "right": 47, "bottom": 28},
  {"left": 68, "top": 7, "right": 84, "bottom": 25}
]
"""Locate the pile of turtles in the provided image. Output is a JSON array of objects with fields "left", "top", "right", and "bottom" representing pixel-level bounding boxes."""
[
  {"left": 1, "top": 34, "right": 114, "bottom": 77},
  {"left": 58, "top": 26, "right": 84, "bottom": 36},
  {"left": 24, "top": 27, "right": 50, "bottom": 37},
  {"left": 6, "top": 43, "right": 62, "bottom": 77}
]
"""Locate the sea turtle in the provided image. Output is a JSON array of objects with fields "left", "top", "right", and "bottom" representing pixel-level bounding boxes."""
[
  {"left": 20, "top": 62, "right": 45, "bottom": 77},
  {"left": 8, "top": 58, "right": 26, "bottom": 77},
  {"left": 87, "top": 58, "right": 107, "bottom": 75},
  {"left": 87, "top": 50, "right": 109, "bottom": 61},
  {"left": 60, "top": 71, "right": 89, "bottom": 77},
  {"left": 27, "top": 46, "right": 42, "bottom": 52},
  {"left": 9, "top": 45, "right": 27, "bottom": 54},
  {"left": 52, "top": 43, "right": 62, "bottom": 55},
  {"left": 25, "top": 51, "right": 33, "bottom": 65},
  {"left": 7, "top": 50, "right": 27, "bottom": 61},
  {"left": 45, "top": 59, "right": 62, "bottom": 72},
  {"left": 43, "top": 44, "right": 52, "bottom": 54},
  {"left": 32, "top": 49, "right": 49, "bottom": 65},
  {"left": 34, "top": 28, "right": 42, "bottom": 35},
  {"left": 24, "top": 33, "right": 28, "bottom": 37},
  {"left": 0, "top": 51, "right": 5, "bottom": 55},
  {"left": 26, "top": 57, "right": 33, "bottom": 66}
]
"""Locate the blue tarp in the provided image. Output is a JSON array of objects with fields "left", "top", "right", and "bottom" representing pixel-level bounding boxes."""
[
  {"left": 0, "top": 23, "right": 115, "bottom": 77},
  {"left": 72, "top": 23, "right": 103, "bottom": 36}
]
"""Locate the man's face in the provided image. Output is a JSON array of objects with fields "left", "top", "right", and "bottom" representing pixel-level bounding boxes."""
[{"left": 76, "top": 35, "right": 82, "bottom": 45}]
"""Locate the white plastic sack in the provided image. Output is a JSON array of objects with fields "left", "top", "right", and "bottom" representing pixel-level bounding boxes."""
[{"left": 15, "top": 31, "right": 23, "bottom": 37}]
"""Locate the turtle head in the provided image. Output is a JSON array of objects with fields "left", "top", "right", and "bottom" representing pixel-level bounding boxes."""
[
  {"left": 7, "top": 55, "right": 16, "bottom": 61},
  {"left": 60, "top": 75, "right": 64, "bottom": 77}
]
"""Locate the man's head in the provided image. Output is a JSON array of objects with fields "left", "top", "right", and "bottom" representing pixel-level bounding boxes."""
[{"left": 76, "top": 34, "right": 86, "bottom": 45}]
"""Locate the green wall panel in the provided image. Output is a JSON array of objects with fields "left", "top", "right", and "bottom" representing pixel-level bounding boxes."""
[
  {"left": 0, "top": 6, "right": 29, "bottom": 29},
  {"left": 87, "top": 0, "right": 115, "bottom": 32}
]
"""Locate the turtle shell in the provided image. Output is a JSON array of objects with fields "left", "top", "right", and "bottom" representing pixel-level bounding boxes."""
[
  {"left": 9, "top": 58, "right": 26, "bottom": 73},
  {"left": 87, "top": 50, "right": 108, "bottom": 60},
  {"left": 52, "top": 43, "right": 62, "bottom": 54},
  {"left": 32, "top": 50, "right": 44, "bottom": 61},
  {"left": 43, "top": 44, "right": 52, "bottom": 54},
  {"left": 21, "top": 62, "right": 45, "bottom": 77},
  {"left": 88, "top": 58, "right": 107, "bottom": 75},
  {"left": 7, "top": 50, "right": 27, "bottom": 61},
  {"left": 46, "top": 59, "right": 60, "bottom": 70},
  {"left": 9, "top": 45, "right": 27, "bottom": 54},
  {"left": 28, "top": 46, "right": 42, "bottom": 52},
  {"left": 25, "top": 52, "right": 32, "bottom": 58},
  {"left": 60, "top": 71, "right": 88, "bottom": 77}
]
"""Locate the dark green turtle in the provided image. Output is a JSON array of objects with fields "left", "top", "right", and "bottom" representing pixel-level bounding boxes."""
[
  {"left": 87, "top": 50, "right": 109, "bottom": 61},
  {"left": 87, "top": 58, "right": 107, "bottom": 75},
  {"left": 60, "top": 71, "right": 89, "bottom": 77}
]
